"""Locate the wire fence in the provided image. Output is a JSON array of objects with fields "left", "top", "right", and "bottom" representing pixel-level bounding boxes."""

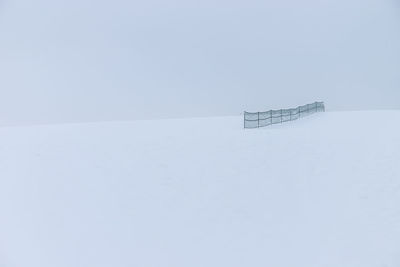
[{"left": 244, "top": 101, "right": 325, "bottom": 129}]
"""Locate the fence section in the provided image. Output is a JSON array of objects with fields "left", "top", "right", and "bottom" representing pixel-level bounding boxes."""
[{"left": 244, "top": 102, "right": 325, "bottom": 129}]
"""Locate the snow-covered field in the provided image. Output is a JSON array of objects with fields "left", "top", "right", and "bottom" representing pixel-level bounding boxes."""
[{"left": 1, "top": 111, "right": 400, "bottom": 267}]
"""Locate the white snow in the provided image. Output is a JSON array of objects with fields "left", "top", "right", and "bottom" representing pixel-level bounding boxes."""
[{"left": 1, "top": 111, "right": 400, "bottom": 267}]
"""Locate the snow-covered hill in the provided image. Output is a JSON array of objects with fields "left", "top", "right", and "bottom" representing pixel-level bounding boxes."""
[{"left": 1, "top": 111, "right": 400, "bottom": 267}]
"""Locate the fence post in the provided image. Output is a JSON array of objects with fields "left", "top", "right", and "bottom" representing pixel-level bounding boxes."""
[
  {"left": 257, "top": 112, "right": 260, "bottom": 128},
  {"left": 280, "top": 109, "right": 282, "bottom": 123},
  {"left": 270, "top": 110, "right": 272, "bottom": 125}
]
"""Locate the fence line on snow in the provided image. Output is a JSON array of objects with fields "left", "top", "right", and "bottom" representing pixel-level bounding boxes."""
[{"left": 244, "top": 102, "right": 325, "bottom": 129}]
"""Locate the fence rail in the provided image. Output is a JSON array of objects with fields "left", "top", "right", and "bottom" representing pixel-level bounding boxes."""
[{"left": 244, "top": 101, "right": 325, "bottom": 129}]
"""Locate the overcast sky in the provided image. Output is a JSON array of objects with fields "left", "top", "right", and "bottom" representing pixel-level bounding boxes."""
[{"left": 0, "top": 0, "right": 399, "bottom": 124}]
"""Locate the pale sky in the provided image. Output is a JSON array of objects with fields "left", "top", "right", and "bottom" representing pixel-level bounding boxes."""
[{"left": 0, "top": 0, "right": 399, "bottom": 124}]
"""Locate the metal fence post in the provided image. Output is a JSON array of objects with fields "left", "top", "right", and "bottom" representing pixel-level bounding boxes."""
[
  {"left": 257, "top": 112, "right": 260, "bottom": 128},
  {"left": 270, "top": 111, "right": 272, "bottom": 125}
]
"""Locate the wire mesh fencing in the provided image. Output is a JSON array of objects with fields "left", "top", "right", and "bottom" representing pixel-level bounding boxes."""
[{"left": 244, "top": 101, "right": 325, "bottom": 129}]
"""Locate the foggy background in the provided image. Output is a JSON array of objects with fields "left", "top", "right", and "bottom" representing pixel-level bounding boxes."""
[{"left": 0, "top": 0, "right": 399, "bottom": 125}]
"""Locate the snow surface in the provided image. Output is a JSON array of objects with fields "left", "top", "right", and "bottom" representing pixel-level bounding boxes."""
[{"left": 1, "top": 111, "right": 400, "bottom": 267}]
